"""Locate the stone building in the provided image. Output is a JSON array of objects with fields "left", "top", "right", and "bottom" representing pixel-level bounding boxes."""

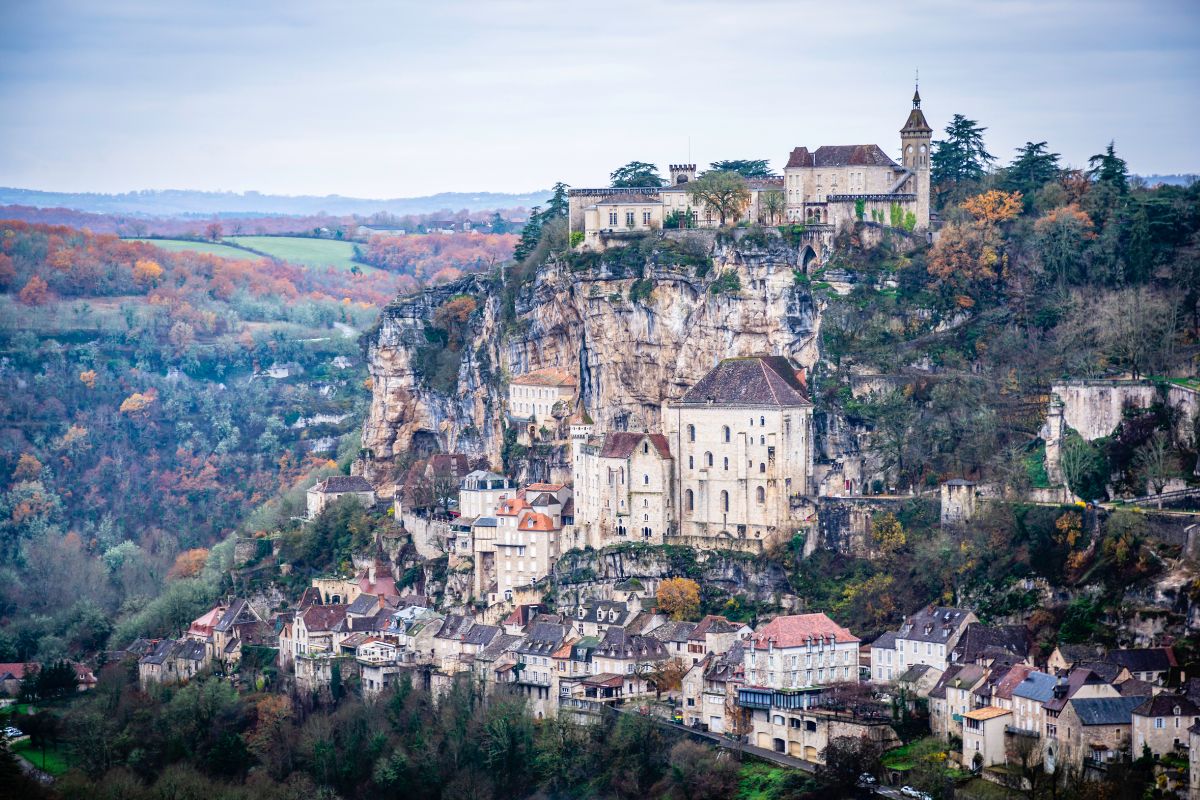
[
  {"left": 665, "top": 355, "right": 815, "bottom": 548},
  {"left": 508, "top": 368, "right": 577, "bottom": 435},
  {"left": 1132, "top": 693, "right": 1200, "bottom": 758},
  {"left": 473, "top": 490, "right": 570, "bottom": 604},
  {"left": 567, "top": 89, "right": 932, "bottom": 249},
  {"left": 307, "top": 475, "right": 376, "bottom": 519},
  {"left": 458, "top": 470, "right": 514, "bottom": 519},
  {"left": 571, "top": 430, "right": 674, "bottom": 548},
  {"left": 940, "top": 479, "right": 977, "bottom": 525}
]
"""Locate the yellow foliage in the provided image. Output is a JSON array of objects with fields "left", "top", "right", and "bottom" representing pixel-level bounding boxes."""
[
  {"left": 13, "top": 453, "right": 43, "bottom": 482},
  {"left": 168, "top": 548, "right": 210, "bottom": 579},
  {"left": 132, "top": 258, "right": 164, "bottom": 286},
  {"left": 657, "top": 577, "right": 701, "bottom": 621},
  {"left": 963, "top": 190, "right": 1023, "bottom": 225},
  {"left": 79, "top": 369, "right": 97, "bottom": 388},
  {"left": 119, "top": 390, "right": 157, "bottom": 415}
]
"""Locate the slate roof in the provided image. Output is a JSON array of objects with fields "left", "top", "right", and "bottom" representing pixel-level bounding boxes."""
[
  {"left": 928, "top": 664, "right": 963, "bottom": 700},
  {"left": 785, "top": 144, "right": 897, "bottom": 169},
  {"left": 1120, "top": 678, "right": 1156, "bottom": 698},
  {"left": 1071, "top": 696, "right": 1147, "bottom": 726},
  {"left": 595, "top": 628, "right": 669, "bottom": 662},
  {"left": 1054, "top": 643, "right": 1106, "bottom": 665},
  {"left": 518, "top": 622, "right": 569, "bottom": 656},
  {"left": 1012, "top": 671, "right": 1059, "bottom": 703},
  {"left": 704, "top": 641, "right": 745, "bottom": 682},
  {"left": 898, "top": 663, "right": 936, "bottom": 684},
  {"left": 1108, "top": 647, "right": 1176, "bottom": 674},
  {"left": 648, "top": 621, "right": 698, "bottom": 644},
  {"left": 463, "top": 624, "right": 501, "bottom": 647},
  {"left": 477, "top": 633, "right": 523, "bottom": 661},
  {"left": 898, "top": 607, "right": 972, "bottom": 644},
  {"left": 678, "top": 356, "right": 810, "bottom": 407},
  {"left": 1045, "top": 668, "right": 1111, "bottom": 712},
  {"left": 749, "top": 613, "right": 858, "bottom": 650},
  {"left": 951, "top": 623, "right": 1032, "bottom": 664},
  {"left": 1132, "top": 693, "right": 1200, "bottom": 718},
  {"left": 347, "top": 593, "right": 385, "bottom": 617},
  {"left": 599, "top": 432, "right": 672, "bottom": 460},
  {"left": 213, "top": 599, "right": 261, "bottom": 632},
  {"left": 312, "top": 475, "right": 373, "bottom": 494},
  {"left": 1076, "top": 661, "right": 1126, "bottom": 685},
  {"left": 301, "top": 604, "right": 348, "bottom": 632},
  {"left": 141, "top": 639, "right": 177, "bottom": 666},
  {"left": 176, "top": 640, "right": 207, "bottom": 662},
  {"left": 872, "top": 631, "right": 897, "bottom": 650},
  {"left": 435, "top": 614, "right": 476, "bottom": 641},
  {"left": 510, "top": 368, "right": 576, "bottom": 388},
  {"left": 573, "top": 600, "right": 632, "bottom": 626}
]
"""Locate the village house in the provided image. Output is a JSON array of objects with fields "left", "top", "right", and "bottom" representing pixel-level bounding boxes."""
[
  {"left": 508, "top": 368, "right": 577, "bottom": 435},
  {"left": 589, "top": 626, "right": 671, "bottom": 701},
  {"left": 665, "top": 356, "right": 815, "bottom": 548},
  {"left": 1053, "top": 696, "right": 1147, "bottom": 773},
  {"left": 933, "top": 664, "right": 989, "bottom": 740},
  {"left": 949, "top": 622, "right": 1032, "bottom": 667},
  {"left": 279, "top": 604, "right": 348, "bottom": 670},
  {"left": 458, "top": 470, "right": 514, "bottom": 518},
  {"left": 307, "top": 474, "right": 376, "bottom": 518},
  {"left": 873, "top": 607, "right": 977, "bottom": 680},
  {"left": 1132, "top": 693, "right": 1200, "bottom": 757},
  {"left": 681, "top": 641, "right": 745, "bottom": 733},
  {"left": 1109, "top": 647, "right": 1179, "bottom": 686},
  {"left": 139, "top": 639, "right": 209, "bottom": 687},
  {"left": 962, "top": 706, "right": 1013, "bottom": 770},
  {"left": 473, "top": 487, "right": 571, "bottom": 604}
]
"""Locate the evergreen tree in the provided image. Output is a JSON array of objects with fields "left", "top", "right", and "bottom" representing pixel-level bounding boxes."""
[
  {"left": 512, "top": 205, "right": 543, "bottom": 263},
  {"left": 609, "top": 161, "right": 664, "bottom": 188},
  {"left": 1088, "top": 141, "right": 1130, "bottom": 194},
  {"left": 931, "top": 114, "right": 995, "bottom": 190},
  {"left": 707, "top": 159, "right": 775, "bottom": 178},
  {"left": 489, "top": 212, "right": 509, "bottom": 234},
  {"left": 1003, "top": 141, "right": 1061, "bottom": 199},
  {"left": 543, "top": 182, "right": 569, "bottom": 220}
]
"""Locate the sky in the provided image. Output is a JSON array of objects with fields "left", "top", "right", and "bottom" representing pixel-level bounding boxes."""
[{"left": 1, "top": 0, "right": 1198, "bottom": 198}]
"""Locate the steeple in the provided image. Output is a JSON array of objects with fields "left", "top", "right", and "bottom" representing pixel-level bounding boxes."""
[{"left": 913, "top": 85, "right": 922, "bottom": 109}]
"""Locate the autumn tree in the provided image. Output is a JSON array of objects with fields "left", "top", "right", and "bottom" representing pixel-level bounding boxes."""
[
  {"left": 685, "top": 170, "right": 750, "bottom": 226},
  {"left": 643, "top": 657, "right": 687, "bottom": 699},
  {"left": 759, "top": 189, "right": 785, "bottom": 224},
  {"left": 432, "top": 295, "right": 477, "bottom": 351},
  {"left": 1034, "top": 204, "right": 1095, "bottom": 287},
  {"left": 168, "top": 548, "right": 210, "bottom": 579},
  {"left": 18, "top": 275, "right": 50, "bottom": 306},
  {"left": 205, "top": 222, "right": 223, "bottom": 242},
  {"left": 871, "top": 512, "right": 906, "bottom": 555},
  {"left": 13, "top": 453, "right": 43, "bottom": 482},
  {"left": 79, "top": 369, "right": 97, "bottom": 389},
  {"left": 132, "top": 258, "right": 164, "bottom": 287},
  {"left": 656, "top": 577, "right": 701, "bottom": 621},
  {"left": 119, "top": 390, "right": 157, "bottom": 416},
  {"left": 610, "top": 161, "right": 665, "bottom": 188}
]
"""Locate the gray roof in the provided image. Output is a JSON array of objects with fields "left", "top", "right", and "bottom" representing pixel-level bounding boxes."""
[
  {"left": 648, "top": 621, "right": 698, "bottom": 644},
  {"left": 213, "top": 599, "right": 260, "bottom": 632},
  {"left": 1012, "top": 671, "right": 1058, "bottom": 703},
  {"left": 313, "top": 475, "right": 373, "bottom": 494},
  {"left": 898, "top": 664, "right": 935, "bottom": 683},
  {"left": 677, "top": 356, "right": 810, "bottom": 408},
  {"left": 477, "top": 633, "right": 523, "bottom": 661},
  {"left": 872, "top": 631, "right": 897, "bottom": 650},
  {"left": 473, "top": 516, "right": 499, "bottom": 528},
  {"left": 1071, "top": 696, "right": 1147, "bottom": 726},
  {"left": 463, "top": 624, "right": 501, "bottom": 647},
  {"left": 898, "top": 607, "right": 972, "bottom": 644}
]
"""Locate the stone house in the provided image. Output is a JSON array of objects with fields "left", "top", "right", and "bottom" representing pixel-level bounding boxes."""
[
  {"left": 1108, "top": 647, "right": 1179, "bottom": 686},
  {"left": 590, "top": 626, "right": 670, "bottom": 700},
  {"left": 940, "top": 479, "right": 977, "bottom": 525},
  {"left": 508, "top": 368, "right": 577, "bottom": 434},
  {"left": 571, "top": 430, "right": 674, "bottom": 547},
  {"left": 938, "top": 664, "right": 989, "bottom": 741},
  {"left": 1046, "top": 643, "right": 1107, "bottom": 673},
  {"left": 568, "top": 599, "right": 636, "bottom": 639},
  {"left": 1009, "top": 670, "right": 1058, "bottom": 742},
  {"left": 1054, "top": 696, "right": 1146, "bottom": 773},
  {"left": 681, "top": 641, "right": 745, "bottom": 733},
  {"left": 458, "top": 470, "right": 513, "bottom": 519},
  {"left": 307, "top": 475, "right": 376, "bottom": 519},
  {"left": 950, "top": 623, "right": 1032, "bottom": 667},
  {"left": 870, "top": 632, "right": 899, "bottom": 682},
  {"left": 874, "top": 607, "right": 977, "bottom": 679},
  {"left": 666, "top": 356, "right": 815, "bottom": 548},
  {"left": 743, "top": 613, "right": 860, "bottom": 691},
  {"left": 280, "top": 604, "right": 348, "bottom": 669},
  {"left": 1132, "top": 693, "right": 1200, "bottom": 757},
  {"left": 896, "top": 663, "right": 943, "bottom": 702},
  {"left": 138, "top": 639, "right": 209, "bottom": 687},
  {"left": 962, "top": 706, "right": 1012, "bottom": 770}
]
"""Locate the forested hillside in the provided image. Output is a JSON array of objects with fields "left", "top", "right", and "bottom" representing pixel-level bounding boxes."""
[{"left": 0, "top": 223, "right": 387, "bottom": 662}]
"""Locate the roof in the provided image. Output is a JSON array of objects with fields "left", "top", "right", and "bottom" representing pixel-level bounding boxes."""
[
  {"left": 595, "top": 194, "right": 663, "bottom": 207},
  {"left": 428, "top": 454, "right": 470, "bottom": 479},
  {"left": 347, "top": 593, "right": 385, "bottom": 616},
  {"left": 478, "top": 633, "right": 523, "bottom": 661},
  {"left": 898, "top": 664, "right": 936, "bottom": 684},
  {"left": 435, "top": 615, "right": 475, "bottom": 641},
  {"left": 511, "top": 368, "right": 576, "bottom": 388},
  {"left": 1076, "top": 661, "right": 1126, "bottom": 685},
  {"left": 963, "top": 706, "right": 1011, "bottom": 722},
  {"left": 312, "top": 475, "right": 373, "bottom": 494},
  {"left": 583, "top": 672, "right": 626, "bottom": 688},
  {"left": 526, "top": 483, "right": 565, "bottom": 492},
  {"left": 1071, "top": 696, "right": 1147, "bottom": 726},
  {"left": 1045, "top": 667, "right": 1112, "bottom": 712},
  {"left": 749, "top": 613, "right": 858, "bottom": 650},
  {"left": 463, "top": 624, "right": 501, "bottom": 647},
  {"left": 473, "top": 516, "right": 498, "bottom": 528},
  {"left": 496, "top": 498, "right": 529, "bottom": 516},
  {"left": 690, "top": 615, "right": 741, "bottom": 640},
  {"left": 1108, "top": 647, "right": 1176, "bottom": 673},
  {"left": 301, "top": 604, "right": 348, "bottom": 632},
  {"left": 872, "top": 631, "right": 897, "bottom": 650},
  {"left": 518, "top": 511, "right": 558, "bottom": 532},
  {"left": 704, "top": 641, "right": 745, "bottom": 683},
  {"left": 785, "top": 144, "right": 897, "bottom": 169},
  {"left": 928, "top": 664, "right": 963, "bottom": 700},
  {"left": 1054, "top": 643, "right": 1106, "bottom": 665},
  {"left": 648, "top": 621, "right": 698, "bottom": 644},
  {"left": 677, "top": 356, "right": 810, "bottom": 407},
  {"left": 1012, "top": 671, "right": 1059, "bottom": 703},
  {"left": 595, "top": 628, "right": 669, "bottom": 661},
  {"left": 952, "top": 623, "right": 1031, "bottom": 664},
  {"left": 898, "top": 607, "right": 973, "bottom": 644},
  {"left": 1133, "top": 693, "right": 1200, "bottom": 718},
  {"left": 599, "top": 432, "right": 673, "bottom": 460},
  {"left": 992, "top": 665, "right": 1034, "bottom": 700},
  {"left": 213, "top": 599, "right": 261, "bottom": 633}
]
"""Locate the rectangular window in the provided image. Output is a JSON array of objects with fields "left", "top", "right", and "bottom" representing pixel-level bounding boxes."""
[
  {"left": 608, "top": 212, "right": 617, "bottom": 226},
  {"left": 642, "top": 211, "right": 651, "bottom": 224},
  {"left": 625, "top": 211, "right": 635, "bottom": 226}
]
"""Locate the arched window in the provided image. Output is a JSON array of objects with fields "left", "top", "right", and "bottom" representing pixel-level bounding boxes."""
[
  {"left": 760, "top": 416, "right": 765, "bottom": 427},
  {"left": 720, "top": 491, "right": 729, "bottom": 513},
  {"left": 723, "top": 425, "right": 731, "bottom": 442},
  {"left": 756, "top": 486, "right": 765, "bottom": 504},
  {"left": 723, "top": 456, "right": 729, "bottom": 470},
  {"left": 685, "top": 489, "right": 694, "bottom": 511},
  {"left": 759, "top": 463, "right": 766, "bottom": 473},
  {"left": 687, "top": 424, "right": 695, "bottom": 442},
  {"left": 705, "top": 452, "right": 713, "bottom": 468},
  {"left": 760, "top": 435, "right": 765, "bottom": 445},
  {"left": 643, "top": 474, "right": 649, "bottom": 485},
  {"left": 643, "top": 442, "right": 648, "bottom": 454},
  {"left": 688, "top": 455, "right": 694, "bottom": 469}
]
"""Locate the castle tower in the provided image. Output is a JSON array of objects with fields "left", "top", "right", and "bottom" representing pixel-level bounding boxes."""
[
  {"left": 668, "top": 164, "right": 697, "bottom": 185},
  {"left": 900, "top": 85, "right": 933, "bottom": 230}
]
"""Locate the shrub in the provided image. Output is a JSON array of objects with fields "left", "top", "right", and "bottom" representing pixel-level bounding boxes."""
[{"left": 709, "top": 270, "right": 741, "bottom": 295}]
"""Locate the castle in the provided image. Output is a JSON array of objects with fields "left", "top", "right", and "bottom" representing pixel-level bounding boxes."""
[{"left": 567, "top": 88, "right": 932, "bottom": 249}]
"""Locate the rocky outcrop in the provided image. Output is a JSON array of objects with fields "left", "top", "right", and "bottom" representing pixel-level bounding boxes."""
[{"left": 360, "top": 233, "right": 822, "bottom": 489}]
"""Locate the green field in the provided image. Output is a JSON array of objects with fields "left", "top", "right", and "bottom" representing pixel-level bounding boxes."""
[
  {"left": 13, "top": 737, "right": 72, "bottom": 776},
  {"left": 226, "top": 236, "right": 367, "bottom": 271},
  {"left": 128, "top": 237, "right": 263, "bottom": 260}
]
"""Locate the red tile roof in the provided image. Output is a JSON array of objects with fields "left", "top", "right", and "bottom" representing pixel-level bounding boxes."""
[
  {"left": 511, "top": 368, "right": 576, "bottom": 388},
  {"left": 599, "top": 432, "right": 672, "bottom": 460},
  {"left": 519, "top": 510, "right": 558, "bottom": 532},
  {"left": 750, "top": 613, "right": 859, "bottom": 649}
]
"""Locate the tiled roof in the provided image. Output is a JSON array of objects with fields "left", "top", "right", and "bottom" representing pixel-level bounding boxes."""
[
  {"left": 677, "top": 356, "right": 810, "bottom": 407},
  {"left": 898, "top": 607, "right": 972, "bottom": 644},
  {"left": 963, "top": 706, "right": 1011, "bottom": 722},
  {"left": 511, "top": 368, "right": 576, "bottom": 388},
  {"left": 526, "top": 483, "right": 565, "bottom": 492},
  {"left": 1132, "top": 693, "right": 1199, "bottom": 718},
  {"left": 518, "top": 510, "right": 558, "bottom": 532},
  {"left": 1072, "top": 696, "right": 1147, "bottom": 726},
  {"left": 648, "top": 621, "right": 698, "bottom": 644},
  {"left": 429, "top": 454, "right": 470, "bottom": 479},
  {"left": 992, "top": 665, "right": 1034, "bottom": 700},
  {"left": 749, "top": 613, "right": 858, "bottom": 649},
  {"left": 690, "top": 615, "right": 740, "bottom": 640},
  {"left": 313, "top": 475, "right": 373, "bottom": 494},
  {"left": 301, "top": 604, "right": 348, "bottom": 632},
  {"left": 599, "top": 432, "right": 672, "bottom": 460},
  {"left": 496, "top": 498, "right": 529, "bottom": 517},
  {"left": 785, "top": 144, "right": 897, "bottom": 169}
]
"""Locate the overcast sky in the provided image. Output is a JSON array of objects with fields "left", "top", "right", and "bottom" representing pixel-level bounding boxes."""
[{"left": 1, "top": 0, "right": 1197, "bottom": 197}]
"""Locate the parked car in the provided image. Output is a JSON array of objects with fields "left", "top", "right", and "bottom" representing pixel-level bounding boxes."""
[
  {"left": 3, "top": 726, "right": 23, "bottom": 739},
  {"left": 857, "top": 773, "right": 877, "bottom": 786},
  {"left": 900, "top": 788, "right": 921, "bottom": 798}
]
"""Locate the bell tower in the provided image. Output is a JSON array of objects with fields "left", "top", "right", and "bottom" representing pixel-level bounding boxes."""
[{"left": 900, "top": 83, "right": 933, "bottom": 229}]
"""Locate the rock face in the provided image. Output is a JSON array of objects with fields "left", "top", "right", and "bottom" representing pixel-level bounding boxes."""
[{"left": 361, "top": 233, "right": 822, "bottom": 490}]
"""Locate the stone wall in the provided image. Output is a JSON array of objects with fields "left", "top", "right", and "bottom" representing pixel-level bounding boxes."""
[
  {"left": 817, "top": 497, "right": 923, "bottom": 556},
  {"left": 1051, "top": 380, "right": 1198, "bottom": 446},
  {"left": 400, "top": 512, "right": 449, "bottom": 560}
]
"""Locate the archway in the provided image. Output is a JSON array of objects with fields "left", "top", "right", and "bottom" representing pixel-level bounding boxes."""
[{"left": 800, "top": 245, "right": 817, "bottom": 272}]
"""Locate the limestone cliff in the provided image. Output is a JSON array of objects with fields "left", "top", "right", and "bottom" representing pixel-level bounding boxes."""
[{"left": 360, "top": 231, "right": 821, "bottom": 489}]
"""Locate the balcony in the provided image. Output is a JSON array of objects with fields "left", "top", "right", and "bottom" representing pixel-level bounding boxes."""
[{"left": 1005, "top": 725, "right": 1040, "bottom": 739}]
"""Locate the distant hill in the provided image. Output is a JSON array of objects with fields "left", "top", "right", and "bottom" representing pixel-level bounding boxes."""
[
  {"left": 0, "top": 186, "right": 553, "bottom": 217},
  {"left": 1136, "top": 174, "right": 1198, "bottom": 187}
]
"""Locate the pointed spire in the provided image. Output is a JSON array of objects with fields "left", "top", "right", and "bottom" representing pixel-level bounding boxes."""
[{"left": 913, "top": 69, "right": 921, "bottom": 108}]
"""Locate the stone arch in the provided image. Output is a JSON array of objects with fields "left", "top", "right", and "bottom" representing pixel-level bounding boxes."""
[{"left": 800, "top": 245, "right": 817, "bottom": 272}]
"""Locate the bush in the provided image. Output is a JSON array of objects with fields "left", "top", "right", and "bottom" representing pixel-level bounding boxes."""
[{"left": 709, "top": 270, "right": 741, "bottom": 295}]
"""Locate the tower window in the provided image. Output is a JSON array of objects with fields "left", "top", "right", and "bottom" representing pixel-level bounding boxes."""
[
  {"left": 721, "top": 491, "right": 729, "bottom": 513},
  {"left": 705, "top": 452, "right": 713, "bottom": 468},
  {"left": 687, "top": 424, "right": 695, "bottom": 442},
  {"left": 723, "top": 425, "right": 731, "bottom": 443}
]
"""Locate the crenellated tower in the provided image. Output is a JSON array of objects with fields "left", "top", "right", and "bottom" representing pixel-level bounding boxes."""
[{"left": 900, "top": 86, "right": 933, "bottom": 229}]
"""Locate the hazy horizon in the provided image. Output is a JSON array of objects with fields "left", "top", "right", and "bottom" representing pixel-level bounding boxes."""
[{"left": 2, "top": 0, "right": 1198, "bottom": 198}]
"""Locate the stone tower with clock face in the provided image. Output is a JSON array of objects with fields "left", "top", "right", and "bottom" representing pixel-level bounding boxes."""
[{"left": 900, "top": 86, "right": 933, "bottom": 229}]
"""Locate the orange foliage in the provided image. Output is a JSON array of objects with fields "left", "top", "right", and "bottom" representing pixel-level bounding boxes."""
[
  {"left": 13, "top": 453, "right": 43, "bottom": 482},
  {"left": 119, "top": 389, "right": 158, "bottom": 416},
  {"left": 18, "top": 275, "right": 50, "bottom": 305},
  {"left": 79, "top": 369, "right": 97, "bottom": 389},
  {"left": 657, "top": 577, "right": 701, "bottom": 621},
  {"left": 168, "top": 548, "right": 210, "bottom": 579},
  {"left": 133, "top": 258, "right": 165, "bottom": 286},
  {"left": 0, "top": 253, "right": 14, "bottom": 288},
  {"left": 361, "top": 233, "right": 516, "bottom": 279},
  {"left": 1034, "top": 203, "right": 1095, "bottom": 238},
  {"left": 963, "top": 190, "right": 1023, "bottom": 226}
]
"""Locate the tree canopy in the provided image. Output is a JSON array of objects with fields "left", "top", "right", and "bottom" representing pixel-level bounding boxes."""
[
  {"left": 609, "top": 161, "right": 664, "bottom": 188},
  {"left": 931, "top": 114, "right": 995, "bottom": 193},
  {"left": 707, "top": 159, "right": 775, "bottom": 178},
  {"left": 685, "top": 170, "right": 750, "bottom": 226}
]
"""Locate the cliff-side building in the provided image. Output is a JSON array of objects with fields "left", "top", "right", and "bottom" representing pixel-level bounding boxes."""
[{"left": 571, "top": 430, "right": 674, "bottom": 548}]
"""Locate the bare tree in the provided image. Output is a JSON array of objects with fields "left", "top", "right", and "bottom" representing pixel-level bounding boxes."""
[{"left": 1134, "top": 431, "right": 1179, "bottom": 504}]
